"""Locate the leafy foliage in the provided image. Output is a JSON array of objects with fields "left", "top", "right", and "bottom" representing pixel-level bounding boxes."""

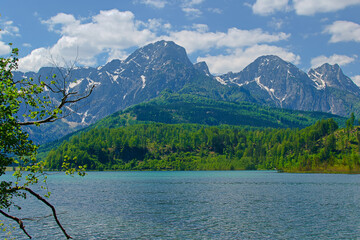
[
  {"left": 0, "top": 47, "right": 41, "bottom": 209},
  {"left": 0, "top": 46, "right": 89, "bottom": 239}
]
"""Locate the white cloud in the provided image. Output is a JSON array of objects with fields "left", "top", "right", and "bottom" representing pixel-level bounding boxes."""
[
  {"left": 182, "top": 0, "right": 204, "bottom": 6},
  {"left": 42, "top": 13, "right": 78, "bottom": 32},
  {"left": 18, "top": 9, "right": 294, "bottom": 74},
  {"left": 136, "top": 0, "right": 168, "bottom": 8},
  {"left": 138, "top": 18, "right": 172, "bottom": 32},
  {"left": 252, "top": 0, "right": 360, "bottom": 15},
  {"left": 181, "top": 0, "right": 204, "bottom": 18},
  {"left": 252, "top": 0, "right": 290, "bottom": 16},
  {"left": 163, "top": 30, "right": 220, "bottom": 53},
  {"left": 18, "top": 48, "right": 53, "bottom": 72},
  {"left": 18, "top": 9, "right": 157, "bottom": 72},
  {"left": 217, "top": 28, "right": 290, "bottom": 48},
  {"left": 268, "top": 18, "right": 285, "bottom": 30},
  {"left": 293, "top": 0, "right": 360, "bottom": 15},
  {"left": 197, "top": 44, "right": 300, "bottom": 74},
  {"left": 311, "top": 54, "right": 356, "bottom": 68},
  {"left": 0, "top": 20, "right": 20, "bottom": 37},
  {"left": 351, "top": 75, "right": 360, "bottom": 87},
  {"left": 324, "top": 21, "right": 360, "bottom": 43},
  {"left": 207, "top": 8, "right": 223, "bottom": 14},
  {"left": 107, "top": 49, "right": 130, "bottom": 63},
  {"left": 0, "top": 20, "right": 20, "bottom": 55},
  {"left": 191, "top": 23, "right": 209, "bottom": 32},
  {"left": 0, "top": 41, "right": 11, "bottom": 55},
  {"left": 182, "top": 7, "right": 202, "bottom": 18},
  {"left": 163, "top": 28, "right": 290, "bottom": 54}
]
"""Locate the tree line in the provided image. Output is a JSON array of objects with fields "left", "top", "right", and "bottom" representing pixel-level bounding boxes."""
[{"left": 45, "top": 118, "right": 360, "bottom": 173}]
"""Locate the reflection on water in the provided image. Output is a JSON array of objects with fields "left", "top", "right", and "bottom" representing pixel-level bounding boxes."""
[{"left": 1, "top": 171, "right": 360, "bottom": 239}]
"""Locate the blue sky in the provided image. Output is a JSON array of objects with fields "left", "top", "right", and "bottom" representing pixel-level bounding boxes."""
[{"left": 1, "top": 0, "right": 360, "bottom": 85}]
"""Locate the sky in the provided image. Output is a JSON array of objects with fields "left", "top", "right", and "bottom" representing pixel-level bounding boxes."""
[{"left": 1, "top": 0, "right": 360, "bottom": 85}]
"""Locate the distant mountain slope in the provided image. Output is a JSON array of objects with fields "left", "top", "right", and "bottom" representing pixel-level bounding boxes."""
[
  {"left": 218, "top": 55, "right": 360, "bottom": 116},
  {"left": 94, "top": 93, "right": 345, "bottom": 129}
]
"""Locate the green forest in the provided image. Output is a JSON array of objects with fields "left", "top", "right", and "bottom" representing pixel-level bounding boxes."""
[
  {"left": 45, "top": 117, "right": 360, "bottom": 173},
  {"left": 95, "top": 93, "right": 346, "bottom": 129}
]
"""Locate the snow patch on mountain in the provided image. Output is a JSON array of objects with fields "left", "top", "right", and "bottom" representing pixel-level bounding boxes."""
[
  {"left": 69, "top": 78, "right": 84, "bottom": 89},
  {"left": 141, "top": 75, "right": 146, "bottom": 89},
  {"left": 215, "top": 76, "right": 227, "bottom": 85},
  {"left": 106, "top": 72, "right": 120, "bottom": 84},
  {"left": 309, "top": 70, "right": 326, "bottom": 90},
  {"left": 255, "top": 77, "right": 271, "bottom": 94},
  {"left": 236, "top": 80, "right": 252, "bottom": 87},
  {"left": 81, "top": 110, "right": 89, "bottom": 124},
  {"left": 61, "top": 118, "right": 82, "bottom": 128},
  {"left": 87, "top": 78, "right": 101, "bottom": 89},
  {"left": 255, "top": 77, "right": 286, "bottom": 104}
]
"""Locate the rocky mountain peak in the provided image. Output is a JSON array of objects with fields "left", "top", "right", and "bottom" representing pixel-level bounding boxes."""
[
  {"left": 252, "top": 55, "right": 299, "bottom": 73},
  {"left": 308, "top": 63, "right": 360, "bottom": 96},
  {"left": 255, "top": 55, "right": 286, "bottom": 64},
  {"left": 236, "top": 55, "right": 314, "bottom": 89},
  {"left": 102, "top": 59, "right": 122, "bottom": 72},
  {"left": 123, "top": 40, "right": 193, "bottom": 70},
  {"left": 194, "top": 61, "right": 211, "bottom": 76},
  {"left": 219, "top": 55, "right": 318, "bottom": 110}
]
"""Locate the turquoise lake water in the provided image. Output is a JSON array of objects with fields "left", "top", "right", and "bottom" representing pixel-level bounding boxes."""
[{"left": 1, "top": 171, "right": 360, "bottom": 239}]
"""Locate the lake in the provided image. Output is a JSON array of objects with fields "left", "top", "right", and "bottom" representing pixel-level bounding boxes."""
[{"left": 1, "top": 171, "right": 360, "bottom": 239}]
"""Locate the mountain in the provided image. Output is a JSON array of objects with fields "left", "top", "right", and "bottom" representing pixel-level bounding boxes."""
[
  {"left": 194, "top": 61, "right": 211, "bottom": 76},
  {"left": 14, "top": 41, "right": 202, "bottom": 128},
  {"left": 308, "top": 63, "right": 360, "bottom": 95},
  {"left": 307, "top": 63, "right": 360, "bottom": 116},
  {"left": 218, "top": 55, "right": 320, "bottom": 110},
  {"left": 14, "top": 41, "right": 220, "bottom": 143},
  {"left": 217, "top": 55, "right": 360, "bottom": 116},
  {"left": 13, "top": 41, "right": 360, "bottom": 144}
]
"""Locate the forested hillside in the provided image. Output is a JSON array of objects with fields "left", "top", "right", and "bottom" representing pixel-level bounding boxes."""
[
  {"left": 95, "top": 93, "right": 346, "bottom": 129},
  {"left": 45, "top": 118, "right": 360, "bottom": 173}
]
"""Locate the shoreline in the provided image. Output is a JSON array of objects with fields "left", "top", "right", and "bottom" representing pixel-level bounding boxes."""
[{"left": 5, "top": 167, "right": 19, "bottom": 172}]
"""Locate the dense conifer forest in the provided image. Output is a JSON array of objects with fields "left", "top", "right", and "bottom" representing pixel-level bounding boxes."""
[{"left": 45, "top": 117, "right": 360, "bottom": 173}]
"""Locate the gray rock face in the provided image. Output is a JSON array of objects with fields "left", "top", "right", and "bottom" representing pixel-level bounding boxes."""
[
  {"left": 219, "top": 55, "right": 360, "bottom": 116},
  {"left": 308, "top": 63, "right": 360, "bottom": 96},
  {"left": 307, "top": 63, "right": 360, "bottom": 116},
  {"left": 194, "top": 61, "right": 212, "bottom": 77},
  {"left": 219, "top": 55, "right": 320, "bottom": 110},
  {"left": 14, "top": 41, "right": 201, "bottom": 143},
  {"left": 16, "top": 41, "right": 198, "bottom": 126}
]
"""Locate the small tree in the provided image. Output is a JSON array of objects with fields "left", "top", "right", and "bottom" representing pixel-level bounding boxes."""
[{"left": 0, "top": 46, "right": 93, "bottom": 239}]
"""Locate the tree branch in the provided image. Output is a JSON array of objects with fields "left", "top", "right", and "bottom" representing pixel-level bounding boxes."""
[
  {"left": 19, "top": 84, "right": 95, "bottom": 126},
  {"left": 3, "top": 186, "right": 73, "bottom": 239},
  {"left": 22, "top": 187, "right": 72, "bottom": 239},
  {"left": 0, "top": 209, "right": 32, "bottom": 239}
]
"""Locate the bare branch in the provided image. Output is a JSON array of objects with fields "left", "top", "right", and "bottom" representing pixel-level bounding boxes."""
[
  {"left": 2, "top": 186, "right": 72, "bottom": 239},
  {"left": 22, "top": 187, "right": 72, "bottom": 239},
  {"left": 0, "top": 209, "right": 32, "bottom": 239},
  {"left": 65, "top": 85, "right": 95, "bottom": 104},
  {"left": 42, "top": 80, "right": 63, "bottom": 94},
  {"left": 19, "top": 84, "right": 95, "bottom": 126},
  {"left": 18, "top": 116, "right": 58, "bottom": 126},
  {"left": 16, "top": 48, "right": 94, "bottom": 127}
]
